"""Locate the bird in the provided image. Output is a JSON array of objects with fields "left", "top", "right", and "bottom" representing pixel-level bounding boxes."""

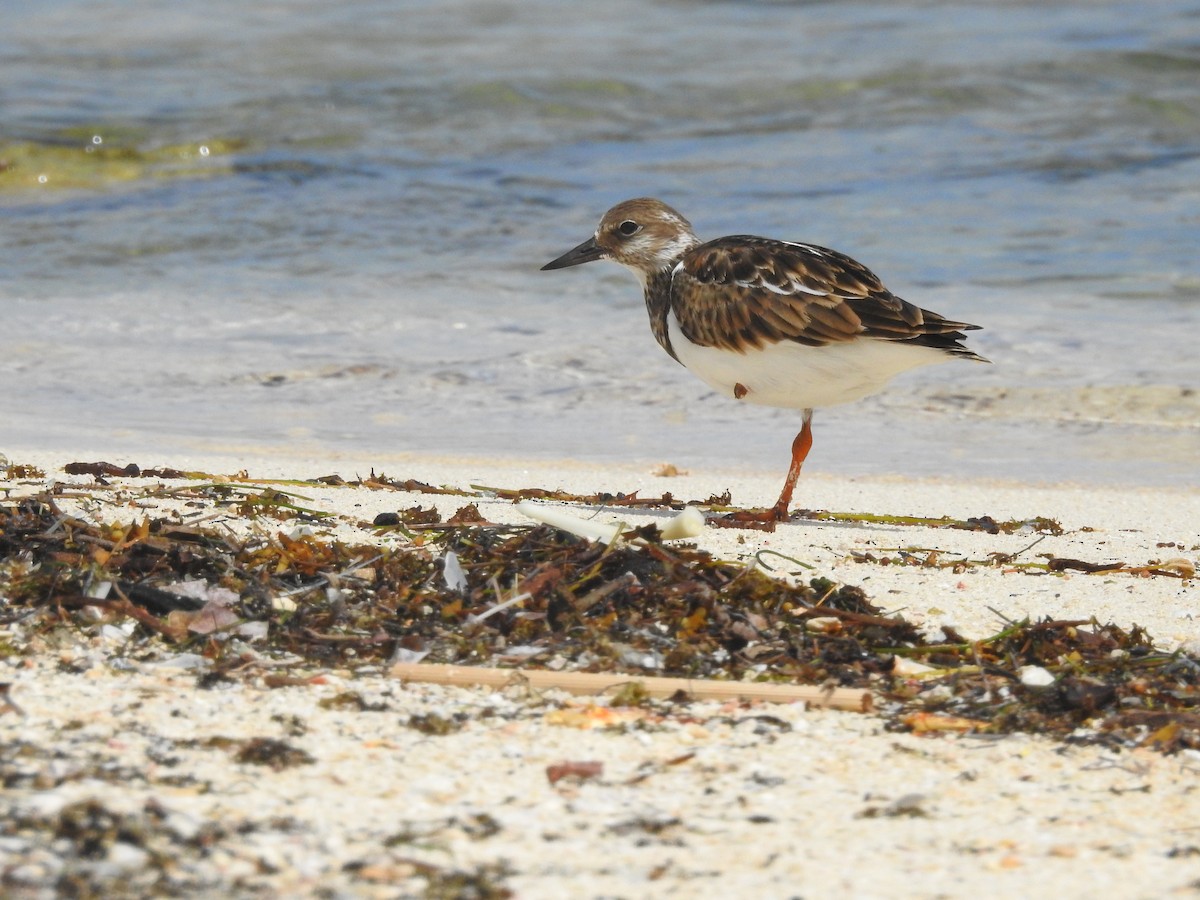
[{"left": 541, "top": 198, "right": 988, "bottom": 528}]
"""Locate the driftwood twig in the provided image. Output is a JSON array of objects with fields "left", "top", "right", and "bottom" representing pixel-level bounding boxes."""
[{"left": 390, "top": 662, "right": 873, "bottom": 712}]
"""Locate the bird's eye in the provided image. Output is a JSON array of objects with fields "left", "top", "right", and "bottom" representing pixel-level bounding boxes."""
[{"left": 617, "top": 220, "right": 641, "bottom": 236}]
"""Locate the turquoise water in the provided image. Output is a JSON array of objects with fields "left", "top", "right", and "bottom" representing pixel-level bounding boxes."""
[{"left": 2, "top": 1, "right": 1198, "bottom": 484}]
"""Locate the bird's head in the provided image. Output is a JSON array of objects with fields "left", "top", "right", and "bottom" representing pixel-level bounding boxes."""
[{"left": 542, "top": 198, "right": 700, "bottom": 285}]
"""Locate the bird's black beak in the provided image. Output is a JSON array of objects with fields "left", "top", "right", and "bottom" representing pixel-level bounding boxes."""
[{"left": 541, "top": 236, "right": 605, "bottom": 270}]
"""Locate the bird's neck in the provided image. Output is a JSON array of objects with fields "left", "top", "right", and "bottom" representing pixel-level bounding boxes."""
[{"left": 643, "top": 268, "right": 679, "bottom": 363}]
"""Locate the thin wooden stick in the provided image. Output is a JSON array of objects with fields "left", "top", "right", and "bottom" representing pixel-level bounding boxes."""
[{"left": 389, "top": 662, "right": 873, "bottom": 713}]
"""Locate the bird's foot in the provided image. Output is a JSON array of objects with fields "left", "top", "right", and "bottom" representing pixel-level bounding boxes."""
[{"left": 709, "top": 504, "right": 792, "bottom": 532}]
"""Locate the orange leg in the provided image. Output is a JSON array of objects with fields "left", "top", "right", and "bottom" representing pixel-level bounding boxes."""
[
  {"left": 711, "top": 410, "right": 814, "bottom": 531},
  {"left": 769, "top": 409, "right": 813, "bottom": 522}
]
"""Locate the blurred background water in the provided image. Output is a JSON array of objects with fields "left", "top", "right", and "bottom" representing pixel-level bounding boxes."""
[{"left": 1, "top": 0, "right": 1198, "bottom": 485}]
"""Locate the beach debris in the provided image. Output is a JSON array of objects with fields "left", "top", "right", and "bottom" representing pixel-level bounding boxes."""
[
  {"left": 546, "top": 760, "right": 604, "bottom": 785},
  {"left": 515, "top": 501, "right": 625, "bottom": 544},
  {"left": 171, "top": 601, "right": 240, "bottom": 636},
  {"left": 0, "top": 683, "right": 25, "bottom": 717},
  {"left": 447, "top": 503, "right": 487, "bottom": 524},
  {"left": 846, "top": 544, "right": 1193, "bottom": 579},
  {"left": 466, "top": 589, "right": 531, "bottom": 625},
  {"left": 271, "top": 595, "right": 298, "bottom": 613},
  {"left": 64, "top": 461, "right": 142, "bottom": 478},
  {"left": 652, "top": 463, "right": 687, "bottom": 477},
  {"left": 1017, "top": 665, "right": 1056, "bottom": 687},
  {"left": 901, "top": 712, "right": 981, "bottom": 734},
  {"left": 1158, "top": 557, "right": 1196, "bottom": 578},
  {"left": 319, "top": 691, "right": 389, "bottom": 712},
  {"left": 892, "top": 657, "right": 940, "bottom": 678},
  {"left": 515, "top": 500, "right": 703, "bottom": 543},
  {"left": 858, "top": 793, "right": 930, "bottom": 819},
  {"left": 231, "top": 737, "right": 316, "bottom": 771},
  {"left": 1048, "top": 557, "right": 1125, "bottom": 574},
  {"left": 3, "top": 461, "right": 44, "bottom": 479},
  {"left": 804, "top": 510, "right": 1064, "bottom": 535},
  {"left": 2, "top": 482, "right": 1199, "bottom": 753},
  {"left": 800, "top": 616, "right": 842, "bottom": 634},
  {"left": 659, "top": 506, "right": 706, "bottom": 540},
  {"left": 545, "top": 706, "right": 649, "bottom": 729},
  {"left": 407, "top": 712, "right": 466, "bottom": 735},
  {"left": 1047, "top": 556, "right": 1196, "bottom": 578},
  {"left": 475, "top": 483, "right": 734, "bottom": 510},
  {"left": 352, "top": 471, "right": 475, "bottom": 496},
  {"left": 441, "top": 550, "right": 468, "bottom": 592},
  {"left": 755, "top": 549, "right": 816, "bottom": 572},
  {"left": 59, "top": 461, "right": 191, "bottom": 481},
  {"left": 33, "top": 460, "right": 1075, "bottom": 535},
  {"left": 391, "top": 664, "right": 874, "bottom": 711}
]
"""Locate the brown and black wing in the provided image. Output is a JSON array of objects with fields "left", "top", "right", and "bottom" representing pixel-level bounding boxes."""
[{"left": 671, "top": 236, "right": 986, "bottom": 361}]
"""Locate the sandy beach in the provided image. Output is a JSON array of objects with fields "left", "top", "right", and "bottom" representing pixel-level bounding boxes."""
[
  {"left": 2, "top": 449, "right": 1199, "bottom": 898},
  {"left": 7, "top": 2, "right": 1200, "bottom": 897}
]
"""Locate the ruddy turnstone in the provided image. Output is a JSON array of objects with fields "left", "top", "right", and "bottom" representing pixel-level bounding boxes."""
[{"left": 542, "top": 198, "right": 988, "bottom": 527}]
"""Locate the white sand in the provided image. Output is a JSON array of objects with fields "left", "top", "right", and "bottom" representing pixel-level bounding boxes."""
[{"left": 2, "top": 449, "right": 1199, "bottom": 897}]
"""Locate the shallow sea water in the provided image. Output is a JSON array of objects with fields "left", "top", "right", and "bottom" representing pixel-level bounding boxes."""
[{"left": 1, "top": 1, "right": 1198, "bottom": 485}]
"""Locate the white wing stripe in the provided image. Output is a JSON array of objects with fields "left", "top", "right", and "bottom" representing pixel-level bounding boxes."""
[{"left": 755, "top": 279, "right": 826, "bottom": 296}]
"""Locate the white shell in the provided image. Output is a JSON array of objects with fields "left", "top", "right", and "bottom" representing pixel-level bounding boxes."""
[
  {"left": 516, "top": 501, "right": 624, "bottom": 544},
  {"left": 659, "top": 506, "right": 706, "bottom": 540},
  {"left": 1018, "top": 665, "right": 1056, "bottom": 687},
  {"left": 892, "top": 656, "right": 939, "bottom": 677}
]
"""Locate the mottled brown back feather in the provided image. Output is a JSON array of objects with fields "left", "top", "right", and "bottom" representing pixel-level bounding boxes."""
[{"left": 668, "top": 236, "right": 986, "bottom": 361}]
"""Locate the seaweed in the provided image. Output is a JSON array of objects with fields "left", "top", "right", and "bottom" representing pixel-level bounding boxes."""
[
  {"left": 1, "top": 481, "right": 1198, "bottom": 753},
  {"left": 0, "top": 134, "right": 245, "bottom": 193}
]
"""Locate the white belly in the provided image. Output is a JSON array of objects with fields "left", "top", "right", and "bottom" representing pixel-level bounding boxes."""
[{"left": 666, "top": 311, "right": 952, "bottom": 410}]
